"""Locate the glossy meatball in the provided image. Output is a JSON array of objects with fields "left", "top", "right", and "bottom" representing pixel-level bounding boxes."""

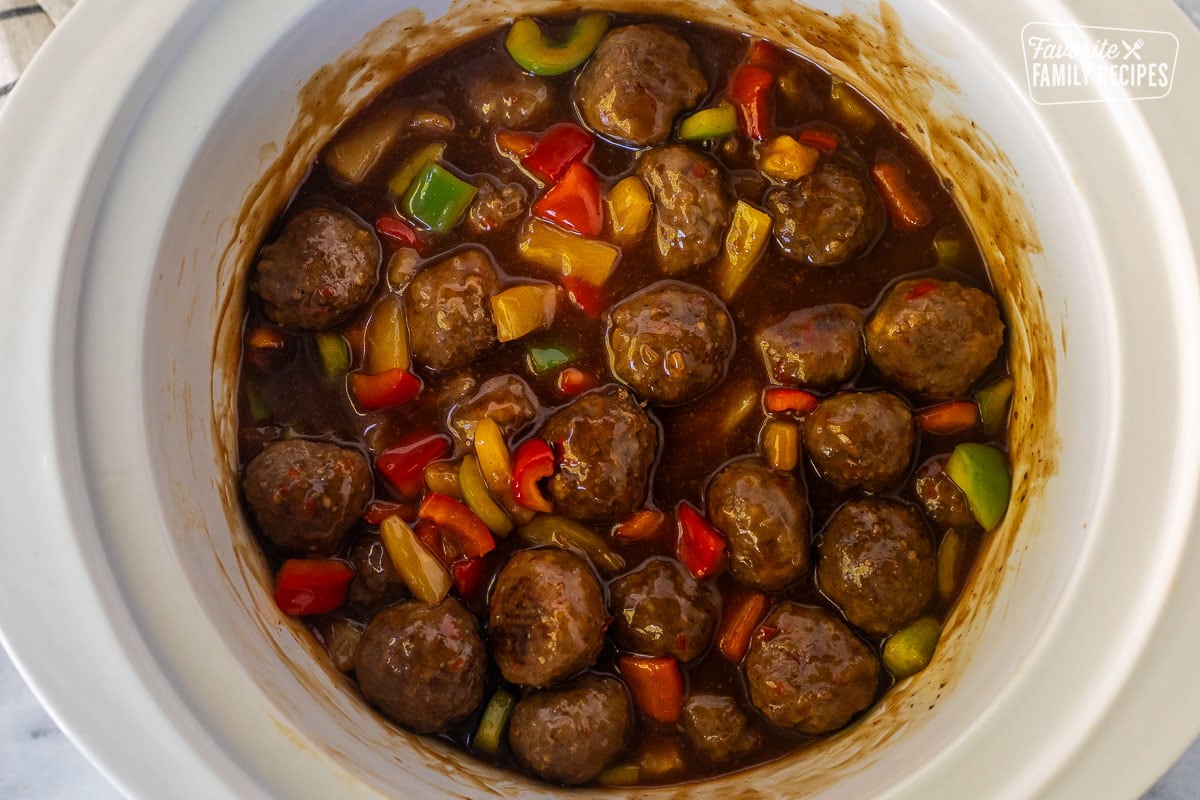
[
  {"left": 766, "top": 159, "right": 884, "bottom": 266},
  {"left": 803, "top": 392, "right": 914, "bottom": 492},
  {"left": 489, "top": 548, "right": 607, "bottom": 687},
  {"left": 355, "top": 599, "right": 487, "bottom": 734},
  {"left": 865, "top": 278, "right": 1005, "bottom": 398},
  {"left": 508, "top": 675, "right": 632, "bottom": 785},
  {"left": 744, "top": 602, "right": 879, "bottom": 734},
  {"left": 682, "top": 694, "right": 760, "bottom": 763},
  {"left": 464, "top": 54, "right": 553, "bottom": 128},
  {"left": 636, "top": 145, "right": 733, "bottom": 274},
  {"left": 759, "top": 304, "right": 864, "bottom": 389},
  {"left": 913, "top": 455, "right": 978, "bottom": 533},
  {"left": 607, "top": 281, "right": 735, "bottom": 405},
  {"left": 609, "top": 557, "right": 719, "bottom": 661},
  {"left": 817, "top": 499, "right": 937, "bottom": 635},
  {"left": 541, "top": 386, "right": 658, "bottom": 522},
  {"left": 404, "top": 247, "right": 500, "bottom": 371},
  {"left": 706, "top": 458, "right": 810, "bottom": 592},
  {"left": 574, "top": 25, "right": 707, "bottom": 147},
  {"left": 347, "top": 533, "right": 408, "bottom": 611},
  {"left": 467, "top": 177, "right": 528, "bottom": 234},
  {"left": 242, "top": 439, "right": 371, "bottom": 556},
  {"left": 446, "top": 373, "right": 539, "bottom": 448},
  {"left": 251, "top": 207, "right": 379, "bottom": 330}
]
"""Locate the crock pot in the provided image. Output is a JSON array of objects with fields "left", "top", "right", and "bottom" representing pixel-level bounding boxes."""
[{"left": 0, "top": 0, "right": 1197, "bottom": 797}]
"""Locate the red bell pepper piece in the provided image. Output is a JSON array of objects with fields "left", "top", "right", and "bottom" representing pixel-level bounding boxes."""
[
  {"left": 763, "top": 387, "right": 819, "bottom": 415},
  {"left": 374, "top": 215, "right": 425, "bottom": 250},
  {"left": 746, "top": 40, "right": 783, "bottom": 73},
  {"left": 511, "top": 438, "right": 555, "bottom": 513},
  {"left": 376, "top": 433, "right": 451, "bottom": 497},
  {"left": 413, "top": 518, "right": 451, "bottom": 566},
  {"left": 450, "top": 557, "right": 488, "bottom": 598},
  {"left": 798, "top": 128, "right": 839, "bottom": 153},
  {"left": 675, "top": 502, "right": 727, "bottom": 580},
  {"left": 418, "top": 492, "right": 496, "bottom": 558},
  {"left": 561, "top": 276, "right": 605, "bottom": 318},
  {"left": 611, "top": 509, "right": 667, "bottom": 543},
  {"left": 274, "top": 558, "right": 355, "bottom": 616},
  {"left": 871, "top": 157, "right": 932, "bottom": 229},
  {"left": 362, "top": 499, "right": 417, "bottom": 525},
  {"left": 554, "top": 367, "right": 599, "bottom": 398},
  {"left": 717, "top": 588, "right": 770, "bottom": 663},
  {"left": 522, "top": 122, "right": 594, "bottom": 182},
  {"left": 729, "top": 65, "right": 773, "bottom": 140},
  {"left": 618, "top": 655, "right": 685, "bottom": 724},
  {"left": 532, "top": 161, "right": 603, "bottom": 237},
  {"left": 916, "top": 401, "right": 980, "bottom": 435},
  {"left": 349, "top": 368, "right": 422, "bottom": 411}
]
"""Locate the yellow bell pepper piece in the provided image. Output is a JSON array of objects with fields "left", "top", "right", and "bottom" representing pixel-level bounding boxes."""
[
  {"left": 472, "top": 417, "right": 512, "bottom": 494},
  {"left": 379, "top": 515, "right": 451, "bottom": 605},
  {"left": 363, "top": 293, "right": 409, "bottom": 374},
  {"left": 517, "top": 218, "right": 620, "bottom": 286},
  {"left": 760, "top": 135, "right": 820, "bottom": 181},
  {"left": 459, "top": 455, "right": 514, "bottom": 537},
  {"left": 605, "top": 175, "right": 652, "bottom": 245},
  {"left": 715, "top": 200, "right": 772, "bottom": 301},
  {"left": 490, "top": 283, "right": 558, "bottom": 343},
  {"left": 761, "top": 420, "right": 799, "bottom": 471},
  {"left": 387, "top": 141, "right": 446, "bottom": 197}
]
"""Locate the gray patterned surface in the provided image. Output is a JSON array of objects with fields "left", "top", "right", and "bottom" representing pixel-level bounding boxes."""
[{"left": 0, "top": 1, "right": 1198, "bottom": 797}]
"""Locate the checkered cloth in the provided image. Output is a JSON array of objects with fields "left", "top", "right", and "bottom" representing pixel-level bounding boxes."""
[{"left": 0, "top": 0, "right": 76, "bottom": 111}]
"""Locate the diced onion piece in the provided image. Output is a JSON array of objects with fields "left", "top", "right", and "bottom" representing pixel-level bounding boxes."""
[
  {"left": 721, "top": 384, "right": 760, "bottom": 435},
  {"left": 830, "top": 80, "right": 879, "bottom": 133},
  {"left": 325, "top": 109, "right": 406, "bottom": 185},
  {"left": 379, "top": 515, "right": 452, "bottom": 605},
  {"left": 363, "top": 293, "right": 410, "bottom": 374},
  {"left": 761, "top": 420, "right": 799, "bottom": 471},
  {"left": 715, "top": 201, "right": 772, "bottom": 301},
  {"left": 517, "top": 218, "right": 620, "bottom": 286},
  {"left": 387, "top": 248, "right": 422, "bottom": 289},
  {"left": 639, "top": 736, "right": 686, "bottom": 778},
  {"left": 882, "top": 616, "right": 941, "bottom": 678},
  {"left": 605, "top": 175, "right": 652, "bottom": 245},
  {"left": 490, "top": 284, "right": 558, "bottom": 343}
]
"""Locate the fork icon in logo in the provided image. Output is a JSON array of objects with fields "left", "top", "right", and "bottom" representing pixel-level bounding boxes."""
[{"left": 1122, "top": 38, "right": 1146, "bottom": 60}]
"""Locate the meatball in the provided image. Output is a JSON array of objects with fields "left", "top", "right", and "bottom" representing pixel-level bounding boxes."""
[
  {"left": 817, "top": 499, "right": 936, "bottom": 635},
  {"left": 574, "top": 25, "right": 707, "bottom": 147},
  {"left": 636, "top": 145, "right": 733, "bottom": 274},
  {"left": 467, "top": 177, "right": 528, "bottom": 234},
  {"left": 803, "top": 392, "right": 914, "bottom": 492},
  {"left": 355, "top": 599, "right": 487, "bottom": 734},
  {"left": 865, "top": 278, "right": 1005, "bottom": 398},
  {"left": 609, "top": 557, "right": 719, "bottom": 661},
  {"left": 489, "top": 549, "right": 607, "bottom": 687},
  {"left": 682, "top": 694, "right": 760, "bottom": 763},
  {"left": 541, "top": 386, "right": 658, "bottom": 522},
  {"left": 706, "top": 458, "right": 810, "bottom": 592},
  {"left": 759, "top": 304, "right": 864, "bottom": 389},
  {"left": 508, "top": 675, "right": 631, "bottom": 785},
  {"left": 743, "top": 602, "right": 879, "bottom": 734},
  {"left": 347, "top": 533, "right": 408, "bottom": 610},
  {"left": 251, "top": 207, "right": 380, "bottom": 330},
  {"left": 766, "top": 159, "right": 884, "bottom": 266},
  {"left": 446, "top": 374, "right": 539, "bottom": 448},
  {"left": 404, "top": 247, "right": 500, "bottom": 371},
  {"left": 242, "top": 439, "right": 371, "bottom": 556},
  {"left": 913, "top": 455, "right": 978, "bottom": 533},
  {"left": 464, "top": 54, "right": 553, "bottom": 128},
  {"left": 606, "top": 281, "right": 735, "bottom": 405}
]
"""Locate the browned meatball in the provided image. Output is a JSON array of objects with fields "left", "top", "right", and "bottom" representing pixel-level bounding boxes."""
[
  {"left": 574, "top": 25, "right": 707, "bottom": 147},
  {"left": 609, "top": 557, "right": 719, "bottom": 661},
  {"left": 464, "top": 54, "right": 553, "bottom": 128},
  {"left": 404, "top": 248, "right": 500, "bottom": 371},
  {"left": 759, "top": 304, "right": 864, "bottom": 389},
  {"left": 637, "top": 145, "right": 733, "bottom": 273},
  {"left": 508, "top": 675, "right": 632, "bottom": 785},
  {"left": 251, "top": 207, "right": 379, "bottom": 330},
  {"left": 541, "top": 386, "right": 658, "bottom": 522},
  {"left": 445, "top": 373, "right": 539, "bottom": 448},
  {"left": 489, "top": 549, "right": 607, "bottom": 687},
  {"left": 743, "top": 602, "right": 879, "bottom": 734},
  {"left": 355, "top": 599, "right": 486, "bottom": 734},
  {"left": 766, "top": 159, "right": 884, "bottom": 266},
  {"left": 865, "top": 278, "right": 1005, "bottom": 398},
  {"left": 682, "top": 693, "right": 760, "bottom": 763},
  {"left": 467, "top": 177, "right": 528, "bottom": 234},
  {"left": 913, "top": 455, "right": 978, "bottom": 533},
  {"left": 803, "top": 392, "right": 914, "bottom": 492},
  {"left": 817, "top": 499, "right": 936, "bottom": 635},
  {"left": 606, "top": 281, "right": 735, "bottom": 405},
  {"left": 706, "top": 458, "right": 810, "bottom": 592},
  {"left": 242, "top": 439, "right": 371, "bottom": 556},
  {"left": 346, "top": 533, "right": 408, "bottom": 610}
]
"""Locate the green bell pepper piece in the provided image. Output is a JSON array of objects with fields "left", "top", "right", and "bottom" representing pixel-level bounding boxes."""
[
  {"left": 472, "top": 688, "right": 516, "bottom": 758},
  {"left": 526, "top": 345, "right": 574, "bottom": 374},
  {"left": 314, "top": 332, "right": 350, "bottom": 377},
  {"left": 976, "top": 377, "right": 1014, "bottom": 438},
  {"left": 402, "top": 162, "right": 476, "bottom": 233},
  {"left": 883, "top": 616, "right": 941, "bottom": 678},
  {"left": 678, "top": 102, "right": 739, "bottom": 141},
  {"left": 945, "top": 443, "right": 1011, "bottom": 530},
  {"left": 505, "top": 13, "right": 609, "bottom": 76}
]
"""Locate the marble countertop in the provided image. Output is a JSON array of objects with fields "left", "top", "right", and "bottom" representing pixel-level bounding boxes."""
[{"left": 1, "top": 1, "right": 1199, "bottom": 798}]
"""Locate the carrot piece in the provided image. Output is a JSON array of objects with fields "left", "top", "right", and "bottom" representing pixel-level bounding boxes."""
[
  {"left": 871, "top": 158, "right": 932, "bottom": 229},
  {"left": 495, "top": 129, "right": 537, "bottom": 161},
  {"left": 916, "top": 401, "right": 980, "bottom": 435},
  {"left": 763, "top": 387, "right": 819, "bottom": 415},
  {"left": 618, "top": 655, "right": 684, "bottom": 724},
  {"left": 612, "top": 509, "right": 668, "bottom": 542},
  {"left": 247, "top": 325, "right": 286, "bottom": 351},
  {"left": 717, "top": 589, "right": 770, "bottom": 663}
]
